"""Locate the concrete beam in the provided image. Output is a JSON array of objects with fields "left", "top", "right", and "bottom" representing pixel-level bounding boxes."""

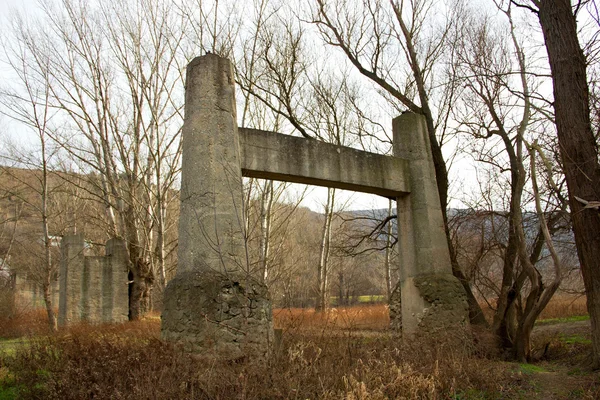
[{"left": 239, "top": 128, "right": 410, "bottom": 198}]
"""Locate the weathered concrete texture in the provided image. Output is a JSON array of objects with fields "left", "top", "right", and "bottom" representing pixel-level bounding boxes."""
[
  {"left": 165, "top": 53, "right": 465, "bottom": 353},
  {"left": 162, "top": 54, "right": 273, "bottom": 358},
  {"left": 239, "top": 128, "right": 410, "bottom": 198},
  {"left": 413, "top": 273, "right": 469, "bottom": 331},
  {"left": 177, "top": 54, "right": 246, "bottom": 276},
  {"left": 58, "top": 235, "right": 129, "bottom": 326},
  {"left": 13, "top": 272, "right": 59, "bottom": 310},
  {"left": 58, "top": 234, "right": 85, "bottom": 326},
  {"left": 393, "top": 113, "right": 469, "bottom": 335},
  {"left": 104, "top": 238, "right": 129, "bottom": 323},
  {"left": 82, "top": 257, "right": 105, "bottom": 322},
  {"left": 162, "top": 270, "right": 273, "bottom": 360}
]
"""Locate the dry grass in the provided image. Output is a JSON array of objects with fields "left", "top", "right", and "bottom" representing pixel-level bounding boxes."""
[
  {"left": 1, "top": 320, "right": 522, "bottom": 400},
  {"left": 0, "top": 309, "right": 55, "bottom": 339},
  {"left": 478, "top": 295, "right": 588, "bottom": 324},
  {"left": 0, "top": 297, "right": 595, "bottom": 399},
  {"left": 537, "top": 295, "right": 588, "bottom": 320},
  {"left": 273, "top": 304, "right": 390, "bottom": 331},
  {"left": 0, "top": 294, "right": 587, "bottom": 340},
  {"left": 274, "top": 295, "right": 589, "bottom": 333}
]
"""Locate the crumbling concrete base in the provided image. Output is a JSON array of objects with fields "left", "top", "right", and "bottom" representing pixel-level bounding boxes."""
[
  {"left": 161, "top": 269, "right": 273, "bottom": 360},
  {"left": 390, "top": 274, "right": 468, "bottom": 335},
  {"left": 399, "top": 273, "right": 468, "bottom": 334}
]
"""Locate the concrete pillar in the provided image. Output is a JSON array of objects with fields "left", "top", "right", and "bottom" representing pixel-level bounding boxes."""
[
  {"left": 162, "top": 54, "right": 273, "bottom": 360},
  {"left": 176, "top": 54, "right": 246, "bottom": 275},
  {"left": 104, "top": 238, "right": 129, "bottom": 323},
  {"left": 393, "top": 113, "right": 468, "bottom": 335},
  {"left": 58, "top": 234, "right": 85, "bottom": 326},
  {"left": 82, "top": 257, "right": 105, "bottom": 323}
]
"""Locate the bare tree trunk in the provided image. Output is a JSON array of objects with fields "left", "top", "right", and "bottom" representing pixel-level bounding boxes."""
[
  {"left": 338, "top": 270, "right": 345, "bottom": 306},
  {"left": 384, "top": 199, "right": 393, "bottom": 301},
  {"left": 512, "top": 144, "right": 564, "bottom": 361},
  {"left": 537, "top": 0, "right": 600, "bottom": 367},
  {"left": 259, "top": 180, "right": 274, "bottom": 282},
  {"left": 41, "top": 134, "right": 57, "bottom": 331},
  {"left": 155, "top": 205, "right": 167, "bottom": 289},
  {"left": 315, "top": 188, "right": 335, "bottom": 312},
  {"left": 42, "top": 272, "right": 57, "bottom": 331}
]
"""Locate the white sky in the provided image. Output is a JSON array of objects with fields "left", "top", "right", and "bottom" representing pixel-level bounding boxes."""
[
  {"left": 0, "top": 0, "right": 552, "bottom": 214},
  {"left": 0, "top": 0, "right": 397, "bottom": 213}
]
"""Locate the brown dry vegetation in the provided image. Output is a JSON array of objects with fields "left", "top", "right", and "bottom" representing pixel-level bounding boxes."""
[
  {"left": 0, "top": 299, "right": 599, "bottom": 399},
  {"left": 274, "top": 304, "right": 390, "bottom": 331},
  {"left": 477, "top": 296, "right": 589, "bottom": 325}
]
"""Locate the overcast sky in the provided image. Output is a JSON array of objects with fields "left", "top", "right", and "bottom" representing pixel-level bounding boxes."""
[{"left": 0, "top": 0, "right": 484, "bottom": 213}]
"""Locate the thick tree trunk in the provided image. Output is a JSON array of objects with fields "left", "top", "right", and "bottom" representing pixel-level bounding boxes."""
[
  {"left": 129, "top": 258, "right": 153, "bottom": 320},
  {"left": 538, "top": 0, "right": 600, "bottom": 368},
  {"left": 514, "top": 321, "right": 533, "bottom": 362}
]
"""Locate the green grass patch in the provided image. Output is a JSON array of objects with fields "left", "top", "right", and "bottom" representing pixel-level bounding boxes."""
[
  {"left": 0, "top": 367, "right": 18, "bottom": 400},
  {"left": 518, "top": 363, "right": 548, "bottom": 374},
  {"left": 0, "top": 386, "right": 18, "bottom": 400},
  {"left": 329, "top": 295, "right": 386, "bottom": 304},
  {"left": 559, "top": 334, "right": 592, "bottom": 345},
  {"left": 357, "top": 295, "right": 385, "bottom": 303},
  {"left": 0, "top": 339, "right": 27, "bottom": 358},
  {"left": 535, "top": 314, "right": 589, "bottom": 326}
]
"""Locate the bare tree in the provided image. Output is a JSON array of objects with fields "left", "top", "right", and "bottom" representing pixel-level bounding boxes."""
[
  {"left": 0, "top": 40, "right": 60, "bottom": 329},
  {"left": 523, "top": 0, "right": 600, "bottom": 368},
  {"left": 453, "top": 1, "right": 569, "bottom": 360},
  {"left": 310, "top": 0, "right": 486, "bottom": 324},
  {"left": 3, "top": 0, "right": 189, "bottom": 319}
]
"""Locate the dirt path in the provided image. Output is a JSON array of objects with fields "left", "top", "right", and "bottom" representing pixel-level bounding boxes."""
[
  {"left": 525, "top": 365, "right": 595, "bottom": 399},
  {"left": 520, "top": 320, "right": 599, "bottom": 399}
]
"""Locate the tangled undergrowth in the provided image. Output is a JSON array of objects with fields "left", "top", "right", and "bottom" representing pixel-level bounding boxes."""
[
  {"left": 0, "top": 300, "right": 598, "bottom": 399},
  {"left": 1, "top": 321, "right": 521, "bottom": 400}
]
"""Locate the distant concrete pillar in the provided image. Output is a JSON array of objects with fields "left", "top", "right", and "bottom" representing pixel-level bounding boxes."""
[
  {"left": 393, "top": 113, "right": 468, "bottom": 335},
  {"left": 58, "top": 234, "right": 85, "bottom": 326},
  {"left": 104, "top": 238, "right": 129, "bottom": 323},
  {"left": 162, "top": 54, "right": 273, "bottom": 359},
  {"left": 82, "top": 257, "right": 105, "bottom": 323}
]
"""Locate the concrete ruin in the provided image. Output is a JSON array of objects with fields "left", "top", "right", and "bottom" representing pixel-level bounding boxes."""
[
  {"left": 58, "top": 234, "right": 129, "bottom": 326},
  {"left": 161, "top": 55, "right": 273, "bottom": 360},
  {"left": 162, "top": 54, "right": 468, "bottom": 358},
  {"left": 7, "top": 271, "right": 60, "bottom": 312}
]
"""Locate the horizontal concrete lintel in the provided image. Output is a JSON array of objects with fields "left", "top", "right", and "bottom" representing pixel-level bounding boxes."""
[{"left": 239, "top": 128, "right": 411, "bottom": 198}]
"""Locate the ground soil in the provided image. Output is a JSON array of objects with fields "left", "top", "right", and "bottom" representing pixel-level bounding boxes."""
[{"left": 524, "top": 320, "right": 600, "bottom": 399}]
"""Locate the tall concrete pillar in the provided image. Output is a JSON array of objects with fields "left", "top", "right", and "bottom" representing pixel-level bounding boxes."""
[
  {"left": 58, "top": 234, "right": 85, "bottom": 326},
  {"left": 82, "top": 257, "right": 105, "bottom": 323},
  {"left": 393, "top": 113, "right": 468, "bottom": 335},
  {"left": 176, "top": 54, "right": 246, "bottom": 275},
  {"left": 104, "top": 238, "right": 129, "bottom": 323},
  {"left": 162, "top": 54, "right": 272, "bottom": 359}
]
